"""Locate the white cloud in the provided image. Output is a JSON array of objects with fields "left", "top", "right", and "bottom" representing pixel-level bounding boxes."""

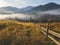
[
  {"left": 0, "top": 0, "right": 38, "bottom": 8},
  {"left": 15, "top": 0, "right": 29, "bottom": 8},
  {"left": 0, "top": 0, "right": 60, "bottom": 8},
  {"left": 0, "top": 0, "right": 9, "bottom": 7},
  {"left": 0, "top": 0, "right": 31, "bottom": 8}
]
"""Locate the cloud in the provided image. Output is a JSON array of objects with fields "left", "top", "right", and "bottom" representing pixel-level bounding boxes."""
[
  {"left": 2, "top": 0, "right": 31, "bottom": 8},
  {"left": 1, "top": 0, "right": 41, "bottom": 8},
  {"left": 0, "top": 0, "right": 60, "bottom": 8},
  {"left": 0, "top": 0, "right": 10, "bottom": 7}
]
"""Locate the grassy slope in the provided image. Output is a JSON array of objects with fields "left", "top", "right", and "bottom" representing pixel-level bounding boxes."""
[{"left": 0, "top": 20, "right": 55, "bottom": 45}]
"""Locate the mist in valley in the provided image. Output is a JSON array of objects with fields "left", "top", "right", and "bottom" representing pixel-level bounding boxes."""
[{"left": 0, "top": 9, "right": 60, "bottom": 22}]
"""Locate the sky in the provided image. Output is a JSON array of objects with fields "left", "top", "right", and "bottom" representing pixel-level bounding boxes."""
[{"left": 0, "top": 0, "right": 60, "bottom": 8}]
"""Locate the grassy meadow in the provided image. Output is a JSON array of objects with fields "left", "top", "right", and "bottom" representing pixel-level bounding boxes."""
[{"left": 0, "top": 20, "right": 57, "bottom": 45}]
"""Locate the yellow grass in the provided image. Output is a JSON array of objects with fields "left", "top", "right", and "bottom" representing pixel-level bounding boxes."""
[
  {"left": 0, "top": 20, "right": 55, "bottom": 45},
  {"left": 40, "top": 22, "right": 60, "bottom": 33}
]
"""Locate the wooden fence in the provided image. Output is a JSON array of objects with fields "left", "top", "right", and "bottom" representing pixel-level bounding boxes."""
[{"left": 40, "top": 27, "right": 60, "bottom": 45}]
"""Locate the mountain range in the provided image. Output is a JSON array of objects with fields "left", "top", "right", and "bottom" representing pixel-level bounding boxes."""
[
  {"left": 0, "top": 6, "right": 34, "bottom": 13},
  {"left": 0, "top": 2, "right": 60, "bottom": 13},
  {"left": 30, "top": 3, "right": 60, "bottom": 12}
]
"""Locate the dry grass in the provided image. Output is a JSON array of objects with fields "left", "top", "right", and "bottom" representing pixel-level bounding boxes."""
[
  {"left": 0, "top": 20, "right": 55, "bottom": 45},
  {"left": 40, "top": 22, "right": 60, "bottom": 33}
]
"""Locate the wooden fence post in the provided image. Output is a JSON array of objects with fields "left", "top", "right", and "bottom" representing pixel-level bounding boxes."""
[
  {"left": 46, "top": 18, "right": 52, "bottom": 40},
  {"left": 46, "top": 22, "right": 50, "bottom": 40}
]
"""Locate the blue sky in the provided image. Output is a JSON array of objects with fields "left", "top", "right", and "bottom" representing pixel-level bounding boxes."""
[{"left": 0, "top": 0, "right": 60, "bottom": 8}]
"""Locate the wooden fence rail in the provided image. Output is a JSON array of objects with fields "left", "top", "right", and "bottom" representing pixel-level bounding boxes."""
[{"left": 41, "top": 27, "right": 60, "bottom": 45}]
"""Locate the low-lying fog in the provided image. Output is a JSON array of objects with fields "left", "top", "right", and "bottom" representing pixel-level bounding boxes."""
[
  {"left": 0, "top": 14, "right": 35, "bottom": 20},
  {"left": 0, "top": 9, "right": 60, "bottom": 21}
]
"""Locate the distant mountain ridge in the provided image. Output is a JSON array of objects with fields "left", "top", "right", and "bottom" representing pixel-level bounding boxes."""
[
  {"left": 0, "top": 6, "right": 18, "bottom": 13},
  {"left": 30, "top": 2, "right": 60, "bottom": 12},
  {"left": 0, "top": 6, "right": 34, "bottom": 13},
  {"left": 0, "top": 2, "right": 60, "bottom": 13},
  {"left": 16, "top": 6, "right": 34, "bottom": 13}
]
